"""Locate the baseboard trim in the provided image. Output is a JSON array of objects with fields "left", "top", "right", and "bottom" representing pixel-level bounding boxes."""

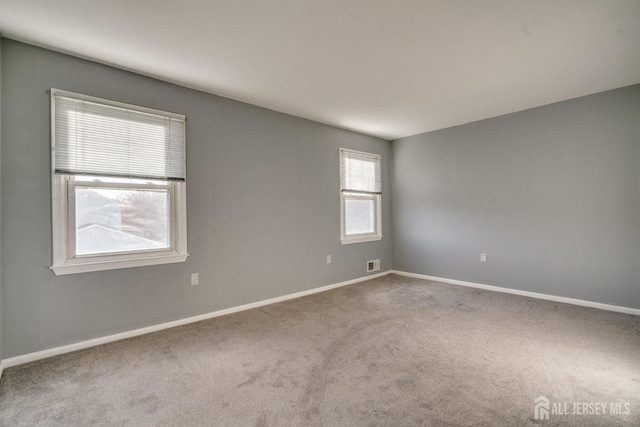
[
  {"left": 1, "top": 271, "right": 391, "bottom": 371},
  {"left": 390, "top": 270, "right": 640, "bottom": 316},
  {"left": 0, "top": 360, "right": 4, "bottom": 380}
]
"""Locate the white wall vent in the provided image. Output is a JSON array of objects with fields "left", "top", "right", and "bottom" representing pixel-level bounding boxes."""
[{"left": 367, "top": 259, "right": 380, "bottom": 272}]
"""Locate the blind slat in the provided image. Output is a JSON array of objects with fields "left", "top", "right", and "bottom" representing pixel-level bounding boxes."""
[
  {"left": 340, "top": 149, "right": 381, "bottom": 194},
  {"left": 53, "top": 91, "right": 186, "bottom": 181}
]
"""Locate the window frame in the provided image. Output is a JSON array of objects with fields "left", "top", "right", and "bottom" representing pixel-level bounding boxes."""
[
  {"left": 50, "top": 90, "right": 188, "bottom": 275},
  {"left": 339, "top": 148, "right": 383, "bottom": 245}
]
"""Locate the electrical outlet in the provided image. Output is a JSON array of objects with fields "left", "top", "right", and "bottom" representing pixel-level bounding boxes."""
[
  {"left": 327, "top": 255, "right": 332, "bottom": 264},
  {"left": 480, "top": 253, "right": 487, "bottom": 263},
  {"left": 191, "top": 273, "right": 199, "bottom": 285}
]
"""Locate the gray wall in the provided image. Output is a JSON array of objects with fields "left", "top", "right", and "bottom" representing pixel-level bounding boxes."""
[
  {"left": 0, "top": 37, "right": 4, "bottom": 360},
  {"left": 1, "top": 40, "right": 392, "bottom": 358},
  {"left": 393, "top": 84, "right": 640, "bottom": 309}
]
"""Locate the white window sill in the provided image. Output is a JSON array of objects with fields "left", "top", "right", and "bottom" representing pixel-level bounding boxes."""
[
  {"left": 340, "top": 235, "right": 383, "bottom": 245},
  {"left": 51, "top": 252, "right": 189, "bottom": 275}
]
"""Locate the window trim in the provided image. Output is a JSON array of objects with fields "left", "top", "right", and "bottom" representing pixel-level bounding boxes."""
[
  {"left": 51, "top": 174, "right": 188, "bottom": 275},
  {"left": 50, "top": 90, "right": 188, "bottom": 275},
  {"left": 339, "top": 148, "right": 383, "bottom": 245}
]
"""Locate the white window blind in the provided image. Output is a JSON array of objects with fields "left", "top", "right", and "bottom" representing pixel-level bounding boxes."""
[
  {"left": 52, "top": 89, "right": 186, "bottom": 181},
  {"left": 340, "top": 149, "right": 381, "bottom": 194}
]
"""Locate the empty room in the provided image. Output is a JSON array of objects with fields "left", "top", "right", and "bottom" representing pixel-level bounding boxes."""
[{"left": 0, "top": 1, "right": 639, "bottom": 425}]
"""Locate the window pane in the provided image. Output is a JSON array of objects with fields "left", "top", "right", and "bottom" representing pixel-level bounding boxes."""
[
  {"left": 345, "top": 198, "right": 375, "bottom": 235},
  {"left": 75, "top": 187, "right": 170, "bottom": 255}
]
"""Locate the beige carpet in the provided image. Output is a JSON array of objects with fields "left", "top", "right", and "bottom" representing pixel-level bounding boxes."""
[{"left": 0, "top": 274, "right": 639, "bottom": 426}]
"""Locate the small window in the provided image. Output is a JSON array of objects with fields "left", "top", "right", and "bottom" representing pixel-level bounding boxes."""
[
  {"left": 51, "top": 89, "right": 188, "bottom": 275},
  {"left": 340, "top": 148, "right": 382, "bottom": 244}
]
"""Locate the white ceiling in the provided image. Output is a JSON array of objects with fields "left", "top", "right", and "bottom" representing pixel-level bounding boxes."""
[{"left": 1, "top": 1, "right": 639, "bottom": 140}]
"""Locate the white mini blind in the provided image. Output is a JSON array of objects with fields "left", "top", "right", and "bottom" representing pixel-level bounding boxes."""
[
  {"left": 52, "top": 90, "right": 186, "bottom": 181},
  {"left": 340, "top": 148, "right": 381, "bottom": 194}
]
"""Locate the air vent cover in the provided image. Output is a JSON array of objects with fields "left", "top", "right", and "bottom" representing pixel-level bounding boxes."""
[{"left": 367, "top": 259, "right": 380, "bottom": 272}]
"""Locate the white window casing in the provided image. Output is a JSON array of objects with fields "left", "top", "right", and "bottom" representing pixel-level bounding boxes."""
[
  {"left": 340, "top": 148, "right": 383, "bottom": 244},
  {"left": 50, "top": 89, "right": 188, "bottom": 275}
]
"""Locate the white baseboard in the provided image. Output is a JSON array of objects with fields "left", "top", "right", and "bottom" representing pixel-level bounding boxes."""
[
  {"left": 390, "top": 270, "right": 640, "bottom": 317},
  {"left": 0, "top": 360, "right": 4, "bottom": 380},
  {"left": 1, "top": 271, "right": 391, "bottom": 372}
]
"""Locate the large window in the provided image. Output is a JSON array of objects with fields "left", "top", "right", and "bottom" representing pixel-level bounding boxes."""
[
  {"left": 51, "top": 89, "right": 188, "bottom": 275},
  {"left": 340, "top": 148, "right": 382, "bottom": 244}
]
